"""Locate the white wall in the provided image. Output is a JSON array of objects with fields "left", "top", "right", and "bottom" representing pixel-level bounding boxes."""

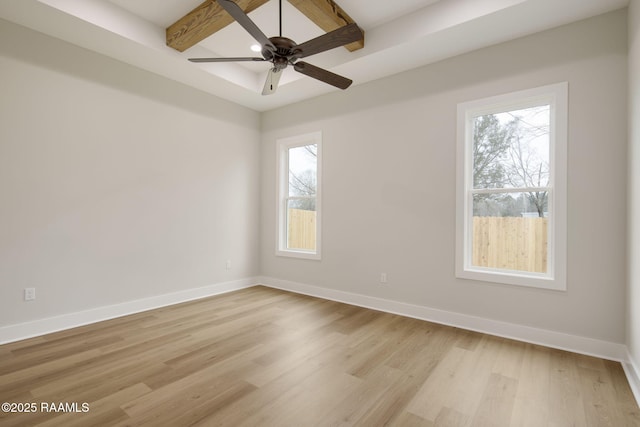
[
  {"left": 628, "top": 0, "right": 640, "bottom": 390},
  {"left": 261, "top": 10, "right": 628, "bottom": 344},
  {"left": 0, "top": 19, "right": 261, "bottom": 326},
  {"left": 0, "top": 8, "right": 632, "bottom": 356}
]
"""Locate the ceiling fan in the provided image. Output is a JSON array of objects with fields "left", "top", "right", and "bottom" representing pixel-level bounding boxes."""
[{"left": 188, "top": 0, "right": 364, "bottom": 95}]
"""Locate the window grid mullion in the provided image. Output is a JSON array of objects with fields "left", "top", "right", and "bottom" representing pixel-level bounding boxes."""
[{"left": 471, "top": 187, "right": 551, "bottom": 195}]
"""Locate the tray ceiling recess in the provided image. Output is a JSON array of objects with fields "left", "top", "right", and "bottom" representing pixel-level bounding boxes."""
[
  {"left": 180, "top": 0, "right": 365, "bottom": 95},
  {"left": 0, "top": 0, "right": 628, "bottom": 111}
]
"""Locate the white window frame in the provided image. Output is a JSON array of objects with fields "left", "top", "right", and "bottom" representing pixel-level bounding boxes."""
[
  {"left": 455, "top": 83, "right": 568, "bottom": 290},
  {"left": 276, "top": 132, "right": 322, "bottom": 260}
]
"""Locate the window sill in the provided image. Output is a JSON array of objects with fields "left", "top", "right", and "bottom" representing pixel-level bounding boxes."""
[
  {"left": 276, "top": 249, "right": 321, "bottom": 260},
  {"left": 456, "top": 266, "right": 566, "bottom": 291}
]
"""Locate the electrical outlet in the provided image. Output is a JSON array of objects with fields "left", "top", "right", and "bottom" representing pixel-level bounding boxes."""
[
  {"left": 24, "top": 288, "right": 36, "bottom": 301},
  {"left": 380, "top": 273, "right": 388, "bottom": 284},
  {"left": 226, "top": 260, "right": 231, "bottom": 270}
]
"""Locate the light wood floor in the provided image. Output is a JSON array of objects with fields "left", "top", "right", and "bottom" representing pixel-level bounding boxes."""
[{"left": 0, "top": 286, "right": 638, "bottom": 426}]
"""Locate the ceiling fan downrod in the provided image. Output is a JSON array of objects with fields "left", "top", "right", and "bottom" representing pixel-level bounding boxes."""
[{"left": 279, "top": 0, "right": 282, "bottom": 38}]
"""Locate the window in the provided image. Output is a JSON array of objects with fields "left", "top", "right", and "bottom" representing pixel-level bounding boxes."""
[
  {"left": 456, "top": 83, "right": 567, "bottom": 290},
  {"left": 277, "top": 132, "right": 321, "bottom": 259}
]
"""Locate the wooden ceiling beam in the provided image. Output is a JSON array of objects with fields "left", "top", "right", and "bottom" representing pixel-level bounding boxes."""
[
  {"left": 167, "top": 0, "right": 364, "bottom": 53},
  {"left": 286, "top": 0, "right": 364, "bottom": 52},
  {"left": 166, "top": 0, "right": 269, "bottom": 52}
]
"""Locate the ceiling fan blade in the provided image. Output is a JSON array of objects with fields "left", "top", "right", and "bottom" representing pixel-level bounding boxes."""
[
  {"left": 217, "top": 0, "right": 276, "bottom": 52},
  {"left": 189, "top": 57, "right": 266, "bottom": 62},
  {"left": 262, "top": 68, "right": 283, "bottom": 95},
  {"left": 293, "top": 61, "right": 352, "bottom": 90},
  {"left": 294, "top": 23, "right": 363, "bottom": 59}
]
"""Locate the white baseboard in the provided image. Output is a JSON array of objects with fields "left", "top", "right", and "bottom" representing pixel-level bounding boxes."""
[
  {"left": 2, "top": 275, "right": 635, "bottom": 399},
  {"left": 258, "top": 276, "right": 629, "bottom": 363},
  {"left": 0, "top": 277, "right": 258, "bottom": 344},
  {"left": 623, "top": 351, "right": 640, "bottom": 407}
]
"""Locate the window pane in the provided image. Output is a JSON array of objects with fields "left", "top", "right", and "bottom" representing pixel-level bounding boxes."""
[
  {"left": 277, "top": 132, "right": 321, "bottom": 259},
  {"left": 473, "top": 192, "right": 548, "bottom": 217},
  {"left": 288, "top": 144, "right": 317, "bottom": 197},
  {"left": 472, "top": 192, "right": 548, "bottom": 273},
  {"left": 287, "top": 200, "right": 316, "bottom": 251},
  {"left": 473, "top": 106, "right": 550, "bottom": 190},
  {"left": 457, "top": 83, "right": 567, "bottom": 288}
]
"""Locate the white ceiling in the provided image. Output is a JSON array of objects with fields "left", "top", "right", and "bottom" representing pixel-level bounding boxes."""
[{"left": 0, "top": 0, "right": 628, "bottom": 111}]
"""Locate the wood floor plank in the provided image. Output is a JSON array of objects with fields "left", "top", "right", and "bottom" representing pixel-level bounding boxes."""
[
  {"left": 121, "top": 352, "right": 263, "bottom": 419},
  {"left": 578, "top": 365, "right": 629, "bottom": 427},
  {"left": 547, "top": 349, "right": 588, "bottom": 426},
  {"left": 510, "top": 344, "right": 552, "bottom": 426},
  {"left": 36, "top": 383, "right": 151, "bottom": 427},
  {"left": 0, "top": 286, "right": 637, "bottom": 426},
  {"left": 121, "top": 380, "right": 257, "bottom": 427},
  {"left": 406, "top": 345, "right": 469, "bottom": 421},
  {"left": 433, "top": 407, "right": 470, "bottom": 426},
  {"left": 1, "top": 336, "right": 47, "bottom": 352},
  {"left": 445, "top": 335, "right": 504, "bottom": 419},
  {"left": 390, "top": 411, "right": 434, "bottom": 427},
  {"left": 0, "top": 349, "right": 103, "bottom": 399},
  {"left": 238, "top": 366, "right": 362, "bottom": 426},
  {"left": 192, "top": 355, "right": 329, "bottom": 426},
  {"left": 322, "top": 364, "right": 402, "bottom": 426},
  {"left": 602, "top": 360, "right": 640, "bottom": 425},
  {"left": 490, "top": 337, "right": 526, "bottom": 380},
  {"left": 3, "top": 335, "right": 125, "bottom": 376},
  {"left": 351, "top": 364, "right": 426, "bottom": 427},
  {"left": 29, "top": 355, "right": 167, "bottom": 402},
  {"left": 246, "top": 331, "right": 345, "bottom": 388},
  {"left": 471, "top": 373, "right": 518, "bottom": 426}
]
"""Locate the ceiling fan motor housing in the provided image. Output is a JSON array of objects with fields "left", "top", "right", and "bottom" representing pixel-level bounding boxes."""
[{"left": 263, "top": 37, "right": 300, "bottom": 69}]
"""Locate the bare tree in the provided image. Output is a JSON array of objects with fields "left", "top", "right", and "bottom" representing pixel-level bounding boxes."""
[
  {"left": 472, "top": 107, "right": 550, "bottom": 218},
  {"left": 288, "top": 144, "right": 317, "bottom": 211},
  {"left": 504, "top": 110, "right": 550, "bottom": 217},
  {"left": 473, "top": 115, "right": 514, "bottom": 189},
  {"left": 472, "top": 115, "right": 514, "bottom": 216}
]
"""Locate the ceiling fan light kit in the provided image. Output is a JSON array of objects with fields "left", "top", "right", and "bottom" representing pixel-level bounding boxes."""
[
  {"left": 188, "top": 0, "right": 364, "bottom": 95},
  {"left": 262, "top": 68, "right": 282, "bottom": 95}
]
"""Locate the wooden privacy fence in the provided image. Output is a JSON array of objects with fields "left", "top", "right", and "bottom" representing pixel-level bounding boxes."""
[
  {"left": 287, "top": 209, "right": 547, "bottom": 273},
  {"left": 288, "top": 208, "right": 317, "bottom": 250},
  {"left": 473, "top": 216, "right": 548, "bottom": 273}
]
